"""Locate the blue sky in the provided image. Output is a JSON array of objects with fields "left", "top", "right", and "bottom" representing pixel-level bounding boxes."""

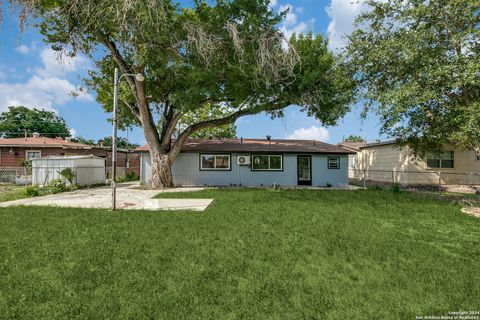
[{"left": 0, "top": 0, "right": 386, "bottom": 145}]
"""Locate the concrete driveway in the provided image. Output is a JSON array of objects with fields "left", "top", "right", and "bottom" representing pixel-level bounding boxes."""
[{"left": 0, "top": 182, "right": 213, "bottom": 211}]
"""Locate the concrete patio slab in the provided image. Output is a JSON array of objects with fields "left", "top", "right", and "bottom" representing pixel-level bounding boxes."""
[{"left": 0, "top": 182, "right": 212, "bottom": 211}]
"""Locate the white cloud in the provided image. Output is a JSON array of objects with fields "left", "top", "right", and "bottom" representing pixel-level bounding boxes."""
[
  {"left": 280, "top": 22, "right": 307, "bottom": 41},
  {"left": 0, "top": 47, "right": 92, "bottom": 112},
  {"left": 69, "top": 128, "right": 77, "bottom": 137},
  {"left": 15, "top": 44, "right": 30, "bottom": 54},
  {"left": 287, "top": 126, "right": 330, "bottom": 141},
  {"left": 35, "top": 48, "right": 88, "bottom": 78},
  {"left": 279, "top": 4, "right": 297, "bottom": 26},
  {"left": 326, "top": 0, "right": 368, "bottom": 51},
  {"left": 268, "top": 0, "right": 278, "bottom": 9},
  {"left": 0, "top": 76, "right": 91, "bottom": 111},
  {"left": 277, "top": 3, "right": 313, "bottom": 44}
]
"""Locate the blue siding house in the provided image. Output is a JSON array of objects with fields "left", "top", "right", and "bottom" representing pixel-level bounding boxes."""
[{"left": 136, "top": 138, "right": 354, "bottom": 187}]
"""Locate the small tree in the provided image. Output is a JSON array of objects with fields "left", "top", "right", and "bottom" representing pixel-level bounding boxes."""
[
  {"left": 343, "top": 135, "right": 365, "bottom": 143},
  {"left": 58, "top": 167, "right": 76, "bottom": 185},
  {"left": 97, "top": 137, "right": 139, "bottom": 150}
]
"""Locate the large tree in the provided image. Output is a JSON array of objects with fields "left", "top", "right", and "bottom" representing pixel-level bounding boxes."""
[
  {"left": 8, "top": 0, "right": 353, "bottom": 188},
  {"left": 0, "top": 106, "right": 71, "bottom": 138},
  {"left": 345, "top": 0, "right": 480, "bottom": 154}
]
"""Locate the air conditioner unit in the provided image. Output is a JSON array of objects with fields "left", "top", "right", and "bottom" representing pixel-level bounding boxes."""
[{"left": 237, "top": 155, "right": 250, "bottom": 165}]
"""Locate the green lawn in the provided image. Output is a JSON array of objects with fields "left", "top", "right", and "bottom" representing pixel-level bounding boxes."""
[{"left": 0, "top": 189, "right": 479, "bottom": 319}]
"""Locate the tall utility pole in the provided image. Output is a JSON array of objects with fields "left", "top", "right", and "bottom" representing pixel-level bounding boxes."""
[
  {"left": 111, "top": 68, "right": 145, "bottom": 211},
  {"left": 112, "top": 68, "right": 119, "bottom": 210}
]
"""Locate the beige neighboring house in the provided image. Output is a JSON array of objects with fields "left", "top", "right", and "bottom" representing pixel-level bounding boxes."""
[{"left": 339, "top": 140, "right": 480, "bottom": 185}]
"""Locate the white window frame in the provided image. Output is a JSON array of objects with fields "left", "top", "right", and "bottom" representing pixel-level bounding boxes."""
[
  {"left": 328, "top": 156, "right": 340, "bottom": 169},
  {"left": 251, "top": 154, "right": 283, "bottom": 171},
  {"left": 25, "top": 150, "right": 41, "bottom": 160},
  {"left": 200, "top": 154, "right": 230, "bottom": 171},
  {"left": 426, "top": 151, "right": 454, "bottom": 169}
]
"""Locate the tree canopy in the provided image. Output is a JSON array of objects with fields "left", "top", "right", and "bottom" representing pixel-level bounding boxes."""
[
  {"left": 345, "top": 0, "right": 480, "bottom": 153},
  {"left": 72, "top": 136, "right": 139, "bottom": 150},
  {"left": 6, "top": 0, "right": 354, "bottom": 187},
  {"left": 0, "top": 106, "right": 71, "bottom": 138},
  {"left": 343, "top": 135, "right": 365, "bottom": 143},
  {"left": 97, "top": 136, "right": 139, "bottom": 150}
]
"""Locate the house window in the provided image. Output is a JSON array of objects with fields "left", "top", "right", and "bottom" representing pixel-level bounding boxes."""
[
  {"left": 251, "top": 155, "right": 282, "bottom": 171},
  {"left": 476, "top": 152, "right": 480, "bottom": 161},
  {"left": 328, "top": 156, "right": 340, "bottom": 169},
  {"left": 25, "top": 150, "right": 41, "bottom": 160},
  {"left": 426, "top": 151, "right": 454, "bottom": 168},
  {"left": 200, "top": 154, "right": 230, "bottom": 170}
]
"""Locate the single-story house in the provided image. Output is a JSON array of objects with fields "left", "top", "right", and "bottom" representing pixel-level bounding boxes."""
[
  {"left": 0, "top": 133, "right": 140, "bottom": 176},
  {"left": 339, "top": 140, "right": 480, "bottom": 185},
  {"left": 135, "top": 138, "right": 354, "bottom": 187}
]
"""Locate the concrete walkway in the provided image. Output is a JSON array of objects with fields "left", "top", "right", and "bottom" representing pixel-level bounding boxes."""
[
  {"left": 0, "top": 182, "right": 212, "bottom": 211},
  {"left": 461, "top": 207, "right": 480, "bottom": 218}
]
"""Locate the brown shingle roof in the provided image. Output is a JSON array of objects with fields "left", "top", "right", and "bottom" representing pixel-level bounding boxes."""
[
  {"left": 0, "top": 137, "right": 91, "bottom": 149},
  {"left": 337, "top": 141, "right": 366, "bottom": 152},
  {"left": 135, "top": 138, "right": 355, "bottom": 154}
]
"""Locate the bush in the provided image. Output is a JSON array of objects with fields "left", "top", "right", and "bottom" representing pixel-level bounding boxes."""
[
  {"left": 24, "top": 185, "right": 41, "bottom": 197},
  {"left": 367, "top": 184, "right": 384, "bottom": 191},
  {"left": 116, "top": 171, "right": 139, "bottom": 183},
  {"left": 44, "top": 178, "right": 69, "bottom": 194},
  {"left": 389, "top": 183, "right": 401, "bottom": 193},
  {"left": 326, "top": 182, "right": 332, "bottom": 188}
]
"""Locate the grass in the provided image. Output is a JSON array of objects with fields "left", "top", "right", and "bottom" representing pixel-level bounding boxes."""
[
  {"left": 0, "top": 188, "right": 479, "bottom": 319},
  {"left": 0, "top": 184, "right": 28, "bottom": 202}
]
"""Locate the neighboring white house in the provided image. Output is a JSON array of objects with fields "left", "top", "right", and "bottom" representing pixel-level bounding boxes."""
[
  {"left": 32, "top": 155, "right": 106, "bottom": 186},
  {"left": 339, "top": 140, "right": 480, "bottom": 185}
]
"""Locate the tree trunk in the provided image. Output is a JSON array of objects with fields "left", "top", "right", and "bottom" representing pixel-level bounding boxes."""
[{"left": 149, "top": 150, "right": 174, "bottom": 188}]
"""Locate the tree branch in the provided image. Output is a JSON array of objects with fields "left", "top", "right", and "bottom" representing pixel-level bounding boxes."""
[
  {"left": 169, "top": 100, "right": 289, "bottom": 158},
  {"left": 100, "top": 34, "right": 138, "bottom": 100},
  {"left": 121, "top": 99, "right": 141, "bottom": 119}
]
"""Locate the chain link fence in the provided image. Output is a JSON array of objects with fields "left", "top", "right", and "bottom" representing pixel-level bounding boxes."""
[
  {"left": 0, "top": 167, "right": 30, "bottom": 185},
  {"left": 349, "top": 167, "right": 480, "bottom": 196}
]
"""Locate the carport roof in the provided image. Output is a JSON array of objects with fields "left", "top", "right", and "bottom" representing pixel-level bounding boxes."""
[{"left": 135, "top": 138, "right": 355, "bottom": 154}]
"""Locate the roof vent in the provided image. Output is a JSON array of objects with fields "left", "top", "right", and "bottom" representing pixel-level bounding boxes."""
[
  {"left": 65, "top": 137, "right": 72, "bottom": 142},
  {"left": 240, "top": 137, "right": 243, "bottom": 143},
  {"left": 266, "top": 135, "right": 271, "bottom": 145},
  {"left": 32, "top": 132, "right": 40, "bottom": 138}
]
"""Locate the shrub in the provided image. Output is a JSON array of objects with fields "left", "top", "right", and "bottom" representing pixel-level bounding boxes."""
[
  {"left": 58, "top": 168, "right": 76, "bottom": 185},
  {"left": 367, "top": 185, "right": 383, "bottom": 191},
  {"left": 45, "top": 178, "right": 68, "bottom": 194},
  {"left": 389, "top": 183, "right": 401, "bottom": 193},
  {"left": 24, "top": 185, "right": 41, "bottom": 197},
  {"left": 116, "top": 171, "right": 140, "bottom": 183},
  {"left": 326, "top": 182, "right": 332, "bottom": 188},
  {"left": 126, "top": 171, "right": 139, "bottom": 181}
]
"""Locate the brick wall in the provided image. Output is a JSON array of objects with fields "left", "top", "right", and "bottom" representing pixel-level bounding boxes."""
[{"left": 0, "top": 147, "right": 138, "bottom": 175}]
